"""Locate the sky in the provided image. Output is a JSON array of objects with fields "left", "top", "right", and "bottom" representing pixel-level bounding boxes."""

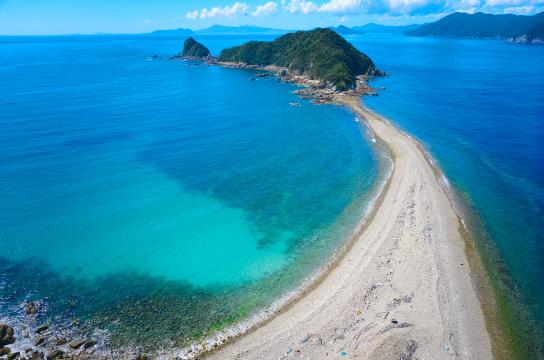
[{"left": 1, "top": 0, "right": 543, "bottom": 35}]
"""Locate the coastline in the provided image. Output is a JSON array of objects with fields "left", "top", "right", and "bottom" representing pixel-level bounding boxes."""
[{"left": 204, "top": 96, "right": 493, "bottom": 359}]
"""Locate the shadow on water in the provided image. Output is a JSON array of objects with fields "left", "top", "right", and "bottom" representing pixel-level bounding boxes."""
[
  {"left": 0, "top": 256, "right": 261, "bottom": 349},
  {"left": 0, "top": 237, "right": 344, "bottom": 351}
]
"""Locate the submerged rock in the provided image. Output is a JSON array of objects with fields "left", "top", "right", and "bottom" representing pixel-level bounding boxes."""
[
  {"left": 68, "top": 339, "right": 86, "bottom": 349},
  {"left": 83, "top": 339, "right": 97, "bottom": 349},
  {"left": 24, "top": 302, "right": 39, "bottom": 315},
  {"left": 33, "top": 336, "right": 44, "bottom": 346},
  {"left": 45, "top": 349, "right": 63, "bottom": 360},
  {"left": 35, "top": 324, "right": 49, "bottom": 334}
]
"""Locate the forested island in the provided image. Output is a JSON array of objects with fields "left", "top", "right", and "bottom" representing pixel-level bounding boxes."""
[{"left": 178, "top": 28, "right": 381, "bottom": 94}]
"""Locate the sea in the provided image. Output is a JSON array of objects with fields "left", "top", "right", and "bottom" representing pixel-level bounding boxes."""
[{"left": 0, "top": 32, "right": 542, "bottom": 356}]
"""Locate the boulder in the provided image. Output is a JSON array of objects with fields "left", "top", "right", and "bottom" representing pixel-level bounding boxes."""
[
  {"left": 35, "top": 325, "right": 49, "bottom": 334},
  {"left": 0, "top": 347, "right": 11, "bottom": 356},
  {"left": 68, "top": 339, "right": 85, "bottom": 349},
  {"left": 82, "top": 340, "right": 97, "bottom": 349},
  {"left": 24, "top": 302, "right": 38, "bottom": 315},
  {"left": 45, "top": 349, "right": 63, "bottom": 360},
  {"left": 0, "top": 324, "right": 15, "bottom": 347},
  {"left": 54, "top": 338, "right": 67, "bottom": 346},
  {"left": 33, "top": 336, "right": 44, "bottom": 346},
  {"left": 7, "top": 351, "right": 20, "bottom": 359}
]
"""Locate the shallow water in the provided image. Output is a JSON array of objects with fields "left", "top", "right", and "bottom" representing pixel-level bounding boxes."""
[{"left": 0, "top": 35, "right": 379, "bottom": 348}]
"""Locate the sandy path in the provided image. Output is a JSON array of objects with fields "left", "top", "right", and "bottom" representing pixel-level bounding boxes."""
[{"left": 206, "top": 98, "right": 492, "bottom": 360}]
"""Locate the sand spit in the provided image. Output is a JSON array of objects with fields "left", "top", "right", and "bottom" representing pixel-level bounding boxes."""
[{"left": 206, "top": 97, "right": 492, "bottom": 360}]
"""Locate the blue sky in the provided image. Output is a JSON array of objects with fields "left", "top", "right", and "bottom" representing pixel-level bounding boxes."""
[{"left": 1, "top": 0, "right": 543, "bottom": 35}]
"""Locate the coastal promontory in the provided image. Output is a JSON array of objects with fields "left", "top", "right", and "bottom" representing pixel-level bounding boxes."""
[
  {"left": 407, "top": 11, "right": 544, "bottom": 43},
  {"left": 217, "top": 28, "right": 378, "bottom": 91}
]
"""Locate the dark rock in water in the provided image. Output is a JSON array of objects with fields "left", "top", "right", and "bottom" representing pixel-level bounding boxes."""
[
  {"left": 33, "top": 336, "right": 44, "bottom": 346},
  {"left": 83, "top": 339, "right": 97, "bottom": 349},
  {"left": 45, "top": 349, "right": 63, "bottom": 360},
  {"left": 28, "top": 350, "right": 45, "bottom": 360},
  {"left": 24, "top": 302, "right": 38, "bottom": 315},
  {"left": 7, "top": 350, "right": 20, "bottom": 359},
  {"left": 0, "top": 324, "right": 15, "bottom": 346},
  {"left": 54, "top": 338, "right": 67, "bottom": 346},
  {"left": 134, "top": 354, "right": 150, "bottom": 360},
  {"left": 0, "top": 347, "right": 11, "bottom": 356},
  {"left": 69, "top": 339, "right": 86, "bottom": 349},
  {"left": 35, "top": 324, "right": 49, "bottom": 334}
]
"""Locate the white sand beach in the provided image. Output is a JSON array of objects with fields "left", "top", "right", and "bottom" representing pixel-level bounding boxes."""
[{"left": 206, "top": 97, "right": 493, "bottom": 360}]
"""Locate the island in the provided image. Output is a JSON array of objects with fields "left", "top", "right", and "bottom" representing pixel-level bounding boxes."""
[
  {"left": 407, "top": 11, "right": 544, "bottom": 44},
  {"left": 177, "top": 28, "right": 384, "bottom": 103},
  {"left": 217, "top": 28, "right": 379, "bottom": 91}
]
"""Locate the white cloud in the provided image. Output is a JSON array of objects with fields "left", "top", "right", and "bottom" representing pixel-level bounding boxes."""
[
  {"left": 186, "top": 2, "right": 251, "bottom": 20},
  {"left": 282, "top": 0, "right": 320, "bottom": 14},
  {"left": 186, "top": 10, "right": 199, "bottom": 20},
  {"left": 319, "top": 0, "right": 362, "bottom": 14},
  {"left": 252, "top": 1, "right": 279, "bottom": 16},
  {"left": 186, "top": 0, "right": 543, "bottom": 20}
]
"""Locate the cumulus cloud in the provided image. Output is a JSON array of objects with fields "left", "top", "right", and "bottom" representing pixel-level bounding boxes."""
[
  {"left": 185, "top": 2, "right": 250, "bottom": 20},
  {"left": 282, "top": 0, "right": 320, "bottom": 14},
  {"left": 252, "top": 1, "right": 279, "bottom": 16},
  {"left": 319, "top": 0, "right": 362, "bottom": 14}
]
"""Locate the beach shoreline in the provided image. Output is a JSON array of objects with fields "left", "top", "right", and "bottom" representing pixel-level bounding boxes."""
[{"left": 203, "top": 96, "right": 493, "bottom": 359}]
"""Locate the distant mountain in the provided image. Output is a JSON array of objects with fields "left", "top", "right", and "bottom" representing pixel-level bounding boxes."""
[
  {"left": 352, "top": 23, "right": 420, "bottom": 33},
  {"left": 195, "top": 25, "right": 290, "bottom": 35},
  {"left": 217, "top": 28, "right": 377, "bottom": 91},
  {"left": 328, "top": 25, "right": 364, "bottom": 35},
  {"left": 148, "top": 25, "right": 289, "bottom": 37},
  {"left": 149, "top": 28, "right": 194, "bottom": 36},
  {"left": 407, "top": 11, "right": 544, "bottom": 43}
]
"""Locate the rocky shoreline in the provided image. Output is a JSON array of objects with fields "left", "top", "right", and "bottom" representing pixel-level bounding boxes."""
[
  {"left": 173, "top": 55, "right": 386, "bottom": 103},
  {"left": 0, "top": 301, "right": 153, "bottom": 360}
]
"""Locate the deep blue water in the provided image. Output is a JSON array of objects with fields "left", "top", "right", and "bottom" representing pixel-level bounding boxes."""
[
  {"left": 0, "top": 35, "right": 379, "bottom": 348},
  {"left": 353, "top": 33, "right": 544, "bottom": 349}
]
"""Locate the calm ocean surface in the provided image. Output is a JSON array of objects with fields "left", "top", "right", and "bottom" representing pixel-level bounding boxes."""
[
  {"left": 0, "top": 32, "right": 543, "bottom": 353},
  {"left": 0, "top": 35, "right": 380, "bottom": 348}
]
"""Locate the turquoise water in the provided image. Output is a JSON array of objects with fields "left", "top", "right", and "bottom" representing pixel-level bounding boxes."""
[
  {"left": 0, "top": 35, "right": 379, "bottom": 348},
  {"left": 352, "top": 33, "right": 544, "bottom": 354},
  {"left": 1, "top": 33, "right": 543, "bottom": 356}
]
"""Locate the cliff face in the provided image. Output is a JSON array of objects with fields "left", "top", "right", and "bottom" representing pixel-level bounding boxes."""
[
  {"left": 218, "top": 28, "right": 377, "bottom": 91},
  {"left": 407, "top": 11, "right": 544, "bottom": 44},
  {"left": 181, "top": 37, "right": 211, "bottom": 58}
]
